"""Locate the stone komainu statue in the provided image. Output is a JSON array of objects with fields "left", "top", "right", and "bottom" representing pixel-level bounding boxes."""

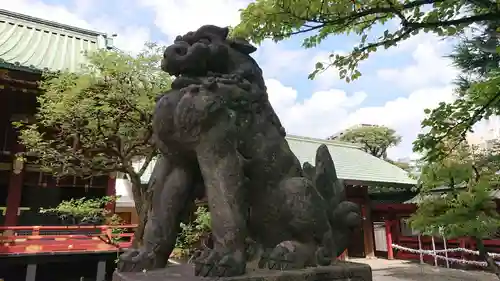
[{"left": 117, "top": 25, "right": 362, "bottom": 277}]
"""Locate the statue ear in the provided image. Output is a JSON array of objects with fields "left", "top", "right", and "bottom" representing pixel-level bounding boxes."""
[
  {"left": 196, "top": 25, "right": 229, "bottom": 41},
  {"left": 220, "top": 26, "right": 229, "bottom": 40},
  {"left": 229, "top": 37, "right": 257, "bottom": 54}
]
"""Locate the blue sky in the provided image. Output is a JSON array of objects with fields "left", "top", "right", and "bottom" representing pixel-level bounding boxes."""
[{"left": 1, "top": 0, "right": 461, "bottom": 159}]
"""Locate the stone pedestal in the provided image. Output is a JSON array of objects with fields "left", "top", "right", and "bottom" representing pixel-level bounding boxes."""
[{"left": 113, "top": 261, "right": 372, "bottom": 281}]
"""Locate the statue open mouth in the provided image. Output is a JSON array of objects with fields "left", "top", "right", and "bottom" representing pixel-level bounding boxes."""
[{"left": 170, "top": 75, "right": 205, "bottom": 90}]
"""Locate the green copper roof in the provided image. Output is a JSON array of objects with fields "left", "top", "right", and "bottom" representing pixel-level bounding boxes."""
[
  {"left": 137, "top": 135, "right": 416, "bottom": 187},
  {"left": 0, "top": 9, "right": 112, "bottom": 72},
  {"left": 286, "top": 135, "right": 416, "bottom": 187}
]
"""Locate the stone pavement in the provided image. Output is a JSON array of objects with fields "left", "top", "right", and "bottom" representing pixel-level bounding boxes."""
[{"left": 349, "top": 258, "right": 496, "bottom": 281}]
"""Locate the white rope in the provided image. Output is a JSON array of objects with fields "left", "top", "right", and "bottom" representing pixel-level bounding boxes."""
[
  {"left": 392, "top": 243, "right": 500, "bottom": 258},
  {"left": 168, "top": 259, "right": 180, "bottom": 264},
  {"left": 392, "top": 243, "right": 500, "bottom": 267}
]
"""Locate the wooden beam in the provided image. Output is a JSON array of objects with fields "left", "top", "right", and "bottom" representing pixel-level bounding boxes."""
[
  {"left": 362, "top": 204, "right": 376, "bottom": 258},
  {"left": 371, "top": 203, "right": 417, "bottom": 212}
]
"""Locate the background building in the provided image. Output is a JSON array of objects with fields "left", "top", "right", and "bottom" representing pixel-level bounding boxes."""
[{"left": 0, "top": 9, "right": 115, "bottom": 226}]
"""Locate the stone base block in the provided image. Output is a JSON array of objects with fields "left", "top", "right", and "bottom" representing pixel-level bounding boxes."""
[{"left": 113, "top": 261, "right": 372, "bottom": 281}]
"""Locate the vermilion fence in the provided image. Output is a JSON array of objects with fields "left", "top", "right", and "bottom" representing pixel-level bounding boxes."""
[{"left": 0, "top": 224, "right": 137, "bottom": 255}]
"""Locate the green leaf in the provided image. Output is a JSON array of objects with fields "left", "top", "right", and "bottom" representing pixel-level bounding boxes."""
[
  {"left": 16, "top": 43, "right": 169, "bottom": 182},
  {"left": 175, "top": 206, "right": 211, "bottom": 254},
  {"left": 329, "top": 125, "right": 402, "bottom": 159},
  {"left": 446, "top": 27, "right": 457, "bottom": 35},
  {"left": 234, "top": 0, "right": 491, "bottom": 82}
]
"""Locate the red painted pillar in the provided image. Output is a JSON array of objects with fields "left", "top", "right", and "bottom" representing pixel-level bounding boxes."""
[
  {"left": 5, "top": 144, "right": 25, "bottom": 226},
  {"left": 459, "top": 238, "right": 468, "bottom": 261},
  {"left": 385, "top": 220, "right": 394, "bottom": 260},
  {"left": 105, "top": 172, "right": 117, "bottom": 214}
]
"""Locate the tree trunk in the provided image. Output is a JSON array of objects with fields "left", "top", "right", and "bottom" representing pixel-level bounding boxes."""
[
  {"left": 473, "top": 236, "right": 500, "bottom": 279},
  {"left": 129, "top": 175, "right": 150, "bottom": 248},
  {"left": 132, "top": 194, "right": 150, "bottom": 248},
  {"left": 127, "top": 153, "right": 156, "bottom": 248}
]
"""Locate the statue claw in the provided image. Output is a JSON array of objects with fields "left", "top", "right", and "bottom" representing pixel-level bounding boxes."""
[
  {"left": 117, "top": 247, "right": 168, "bottom": 272},
  {"left": 193, "top": 249, "right": 246, "bottom": 277}
]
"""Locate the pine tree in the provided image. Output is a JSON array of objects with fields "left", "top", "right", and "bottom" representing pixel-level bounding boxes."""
[{"left": 449, "top": 21, "right": 500, "bottom": 93}]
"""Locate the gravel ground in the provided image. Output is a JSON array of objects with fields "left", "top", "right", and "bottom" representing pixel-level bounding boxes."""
[{"left": 350, "top": 258, "right": 496, "bottom": 281}]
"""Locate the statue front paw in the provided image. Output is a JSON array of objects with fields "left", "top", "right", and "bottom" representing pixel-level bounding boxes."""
[
  {"left": 194, "top": 248, "right": 246, "bottom": 277},
  {"left": 260, "top": 241, "right": 314, "bottom": 270},
  {"left": 331, "top": 201, "right": 362, "bottom": 257},
  {"left": 117, "top": 247, "right": 168, "bottom": 272},
  {"left": 333, "top": 201, "right": 362, "bottom": 229}
]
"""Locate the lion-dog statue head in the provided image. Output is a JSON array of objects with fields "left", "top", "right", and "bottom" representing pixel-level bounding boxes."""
[
  {"left": 153, "top": 25, "right": 284, "bottom": 149},
  {"left": 161, "top": 25, "right": 265, "bottom": 90}
]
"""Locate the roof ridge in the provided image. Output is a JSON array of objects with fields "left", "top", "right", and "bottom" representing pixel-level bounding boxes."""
[
  {"left": 0, "top": 9, "right": 107, "bottom": 37},
  {"left": 286, "top": 134, "right": 363, "bottom": 149}
]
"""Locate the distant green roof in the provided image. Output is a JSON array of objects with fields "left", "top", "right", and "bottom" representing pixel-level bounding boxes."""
[
  {"left": 0, "top": 9, "right": 112, "bottom": 72},
  {"left": 137, "top": 134, "right": 416, "bottom": 187},
  {"left": 286, "top": 135, "right": 416, "bottom": 187}
]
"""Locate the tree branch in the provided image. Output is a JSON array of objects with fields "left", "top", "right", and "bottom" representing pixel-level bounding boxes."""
[
  {"left": 407, "top": 13, "right": 500, "bottom": 29},
  {"left": 472, "top": 164, "right": 481, "bottom": 183},
  {"left": 124, "top": 128, "right": 153, "bottom": 159},
  {"left": 384, "top": 0, "right": 410, "bottom": 26},
  {"left": 276, "top": 0, "right": 447, "bottom": 26},
  {"left": 137, "top": 151, "right": 155, "bottom": 178},
  {"left": 262, "top": 0, "right": 499, "bottom": 46},
  {"left": 437, "top": 91, "right": 500, "bottom": 159}
]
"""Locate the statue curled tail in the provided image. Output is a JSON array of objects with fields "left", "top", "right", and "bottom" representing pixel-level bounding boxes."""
[{"left": 307, "top": 144, "right": 362, "bottom": 258}]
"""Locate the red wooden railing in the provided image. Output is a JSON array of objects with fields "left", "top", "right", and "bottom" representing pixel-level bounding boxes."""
[{"left": 0, "top": 224, "right": 137, "bottom": 255}]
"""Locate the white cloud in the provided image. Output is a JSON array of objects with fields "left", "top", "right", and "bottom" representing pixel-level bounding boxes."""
[
  {"left": 267, "top": 78, "right": 455, "bottom": 160},
  {"left": 0, "top": 0, "right": 152, "bottom": 54},
  {"left": 254, "top": 41, "right": 313, "bottom": 80},
  {"left": 90, "top": 17, "right": 155, "bottom": 54},
  {"left": 377, "top": 35, "right": 458, "bottom": 90},
  {"left": 267, "top": 79, "right": 368, "bottom": 139},
  {"left": 137, "top": 0, "right": 248, "bottom": 41},
  {"left": 263, "top": 31, "right": 458, "bottom": 160}
]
